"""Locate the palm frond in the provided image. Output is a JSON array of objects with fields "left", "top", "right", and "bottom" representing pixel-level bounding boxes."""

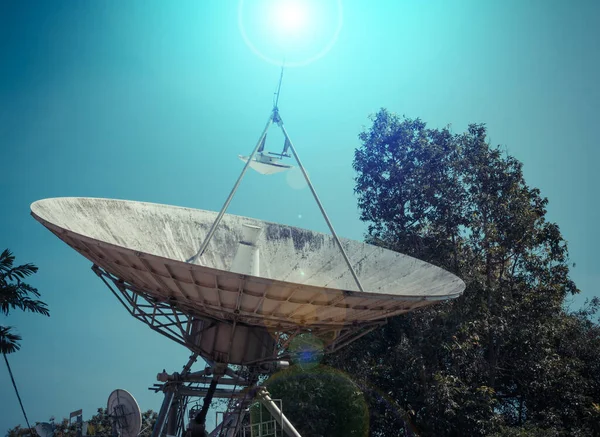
[
  {"left": 0, "top": 254, "right": 48, "bottom": 317},
  {"left": 0, "top": 284, "right": 20, "bottom": 315},
  {"left": 16, "top": 297, "right": 50, "bottom": 316},
  {"left": 0, "top": 326, "right": 22, "bottom": 354},
  {"left": 0, "top": 249, "right": 15, "bottom": 272},
  {"left": 0, "top": 285, "right": 49, "bottom": 316},
  {"left": 6, "top": 263, "right": 39, "bottom": 281},
  {"left": 17, "top": 282, "right": 42, "bottom": 298}
]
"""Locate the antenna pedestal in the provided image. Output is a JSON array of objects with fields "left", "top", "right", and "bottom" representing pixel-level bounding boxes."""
[{"left": 189, "top": 319, "right": 276, "bottom": 364}]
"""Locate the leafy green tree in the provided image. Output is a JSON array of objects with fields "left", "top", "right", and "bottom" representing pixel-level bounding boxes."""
[
  {"left": 6, "top": 425, "right": 30, "bottom": 437},
  {"left": 1, "top": 249, "right": 49, "bottom": 435},
  {"left": 86, "top": 408, "right": 157, "bottom": 437},
  {"left": 254, "top": 365, "right": 369, "bottom": 437},
  {"left": 85, "top": 409, "right": 112, "bottom": 436},
  {"left": 139, "top": 410, "right": 158, "bottom": 437},
  {"left": 51, "top": 418, "right": 76, "bottom": 437},
  {"left": 326, "top": 109, "right": 599, "bottom": 436}
]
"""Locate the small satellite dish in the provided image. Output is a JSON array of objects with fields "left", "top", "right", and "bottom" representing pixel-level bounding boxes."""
[
  {"left": 35, "top": 423, "right": 54, "bottom": 437},
  {"left": 107, "top": 389, "right": 142, "bottom": 437},
  {"left": 239, "top": 153, "right": 293, "bottom": 174}
]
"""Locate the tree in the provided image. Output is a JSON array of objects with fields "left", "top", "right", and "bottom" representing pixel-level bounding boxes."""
[
  {"left": 85, "top": 408, "right": 157, "bottom": 437},
  {"left": 255, "top": 365, "right": 369, "bottom": 437},
  {"left": 84, "top": 409, "right": 112, "bottom": 437},
  {"left": 0, "top": 326, "right": 22, "bottom": 355},
  {"left": 6, "top": 409, "right": 158, "bottom": 437},
  {"left": 6, "top": 425, "right": 30, "bottom": 437},
  {"left": 326, "top": 109, "right": 600, "bottom": 436},
  {"left": 1, "top": 249, "right": 50, "bottom": 435},
  {"left": 1, "top": 249, "right": 49, "bottom": 352}
]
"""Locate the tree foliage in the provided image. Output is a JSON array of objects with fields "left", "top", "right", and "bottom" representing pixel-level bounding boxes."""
[
  {"left": 84, "top": 408, "right": 157, "bottom": 437},
  {"left": 2, "top": 249, "right": 49, "bottom": 435},
  {"left": 6, "top": 409, "right": 158, "bottom": 437},
  {"left": 257, "top": 365, "right": 369, "bottom": 437},
  {"left": 1, "top": 249, "right": 49, "bottom": 354},
  {"left": 326, "top": 109, "right": 600, "bottom": 436}
]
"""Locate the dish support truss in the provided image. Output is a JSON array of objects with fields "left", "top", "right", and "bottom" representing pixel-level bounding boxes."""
[
  {"left": 187, "top": 105, "right": 365, "bottom": 294},
  {"left": 93, "top": 266, "right": 384, "bottom": 361},
  {"left": 93, "top": 264, "right": 383, "bottom": 437}
]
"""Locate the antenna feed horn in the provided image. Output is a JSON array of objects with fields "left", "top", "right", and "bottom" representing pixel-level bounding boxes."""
[{"left": 157, "top": 371, "right": 180, "bottom": 382}]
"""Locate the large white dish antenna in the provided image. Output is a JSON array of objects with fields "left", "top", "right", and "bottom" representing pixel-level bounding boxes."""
[
  {"left": 107, "top": 389, "right": 142, "bottom": 437},
  {"left": 31, "top": 197, "right": 464, "bottom": 329}
]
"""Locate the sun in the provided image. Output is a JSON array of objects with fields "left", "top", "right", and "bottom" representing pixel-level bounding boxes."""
[
  {"left": 271, "top": 0, "right": 309, "bottom": 36},
  {"left": 238, "top": 0, "right": 344, "bottom": 67}
]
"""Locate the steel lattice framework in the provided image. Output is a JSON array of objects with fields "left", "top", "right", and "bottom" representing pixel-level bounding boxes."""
[{"left": 93, "top": 264, "right": 386, "bottom": 363}]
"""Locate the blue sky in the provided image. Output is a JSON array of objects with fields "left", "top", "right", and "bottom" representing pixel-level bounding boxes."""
[{"left": 1, "top": 0, "right": 598, "bottom": 433}]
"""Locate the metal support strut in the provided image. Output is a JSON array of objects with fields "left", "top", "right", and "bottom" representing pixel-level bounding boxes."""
[
  {"left": 187, "top": 68, "right": 365, "bottom": 292},
  {"left": 278, "top": 123, "right": 364, "bottom": 292},
  {"left": 256, "top": 388, "right": 302, "bottom": 437},
  {"left": 187, "top": 115, "right": 273, "bottom": 264}
]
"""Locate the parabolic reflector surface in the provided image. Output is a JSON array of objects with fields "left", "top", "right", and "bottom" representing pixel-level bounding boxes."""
[{"left": 31, "top": 197, "right": 465, "bottom": 328}]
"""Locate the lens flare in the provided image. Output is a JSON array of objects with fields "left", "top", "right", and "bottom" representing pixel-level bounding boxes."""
[
  {"left": 238, "top": 0, "right": 344, "bottom": 67},
  {"left": 259, "top": 365, "right": 370, "bottom": 435},
  {"left": 289, "top": 333, "right": 324, "bottom": 369},
  {"left": 286, "top": 166, "right": 308, "bottom": 190}
]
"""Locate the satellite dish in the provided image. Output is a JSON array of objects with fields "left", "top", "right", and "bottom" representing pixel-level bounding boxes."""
[
  {"left": 107, "top": 389, "right": 142, "bottom": 437},
  {"left": 30, "top": 90, "right": 465, "bottom": 436},
  {"left": 31, "top": 197, "right": 464, "bottom": 329},
  {"left": 31, "top": 196, "right": 465, "bottom": 368},
  {"left": 35, "top": 423, "right": 54, "bottom": 437}
]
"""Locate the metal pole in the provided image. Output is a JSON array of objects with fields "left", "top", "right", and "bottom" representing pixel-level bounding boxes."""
[
  {"left": 274, "top": 66, "right": 284, "bottom": 110},
  {"left": 256, "top": 388, "right": 302, "bottom": 437},
  {"left": 209, "top": 411, "right": 239, "bottom": 437},
  {"left": 196, "top": 379, "right": 219, "bottom": 425},
  {"left": 279, "top": 123, "right": 365, "bottom": 293},
  {"left": 151, "top": 390, "right": 175, "bottom": 437},
  {"left": 181, "top": 353, "right": 199, "bottom": 376},
  {"left": 166, "top": 395, "right": 180, "bottom": 437},
  {"left": 188, "top": 115, "right": 273, "bottom": 264}
]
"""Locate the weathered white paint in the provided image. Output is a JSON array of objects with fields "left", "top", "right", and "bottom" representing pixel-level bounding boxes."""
[
  {"left": 31, "top": 197, "right": 465, "bottom": 327},
  {"left": 230, "top": 224, "right": 261, "bottom": 277}
]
